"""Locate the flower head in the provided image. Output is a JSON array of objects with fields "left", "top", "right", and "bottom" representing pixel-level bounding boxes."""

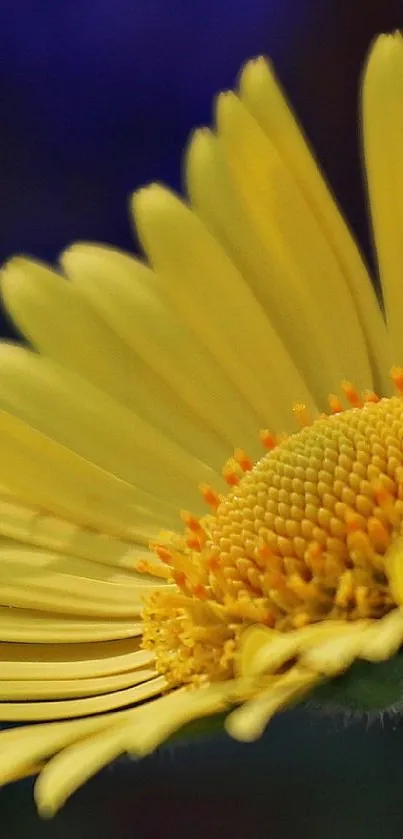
[{"left": 1, "top": 31, "right": 403, "bottom": 816}]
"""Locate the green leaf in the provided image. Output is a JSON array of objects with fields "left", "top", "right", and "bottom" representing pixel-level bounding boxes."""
[{"left": 311, "top": 652, "right": 403, "bottom": 713}]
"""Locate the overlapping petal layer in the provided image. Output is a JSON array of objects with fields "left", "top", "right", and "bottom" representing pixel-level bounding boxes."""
[{"left": 0, "top": 32, "right": 402, "bottom": 816}]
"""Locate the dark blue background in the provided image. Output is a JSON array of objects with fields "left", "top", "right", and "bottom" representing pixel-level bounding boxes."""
[
  {"left": 1, "top": 1, "right": 403, "bottom": 836},
  {"left": 0, "top": 0, "right": 319, "bottom": 265}
]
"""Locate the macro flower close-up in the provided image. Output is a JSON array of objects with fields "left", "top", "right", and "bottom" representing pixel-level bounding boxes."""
[{"left": 2, "top": 23, "right": 403, "bottom": 822}]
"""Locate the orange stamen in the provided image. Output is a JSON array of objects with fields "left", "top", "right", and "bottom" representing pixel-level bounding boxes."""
[
  {"left": 391, "top": 366, "right": 403, "bottom": 395},
  {"left": 342, "top": 380, "right": 363, "bottom": 408},
  {"left": 173, "top": 570, "right": 187, "bottom": 589},
  {"left": 153, "top": 544, "right": 174, "bottom": 565},
  {"left": 259, "top": 429, "right": 277, "bottom": 450},
  {"left": 191, "top": 583, "right": 209, "bottom": 600},
  {"left": 199, "top": 483, "right": 221, "bottom": 510},
  {"left": 328, "top": 394, "right": 343, "bottom": 414},
  {"left": 234, "top": 448, "right": 254, "bottom": 472},
  {"left": 222, "top": 460, "right": 240, "bottom": 487},
  {"left": 206, "top": 551, "right": 219, "bottom": 571},
  {"left": 362, "top": 389, "right": 380, "bottom": 404},
  {"left": 180, "top": 510, "right": 203, "bottom": 533},
  {"left": 185, "top": 532, "right": 203, "bottom": 550}
]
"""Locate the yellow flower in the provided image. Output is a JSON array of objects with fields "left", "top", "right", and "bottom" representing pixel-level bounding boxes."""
[{"left": 0, "top": 31, "right": 403, "bottom": 815}]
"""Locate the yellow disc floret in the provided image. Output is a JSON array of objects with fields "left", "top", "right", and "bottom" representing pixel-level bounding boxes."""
[{"left": 142, "top": 390, "right": 403, "bottom": 690}]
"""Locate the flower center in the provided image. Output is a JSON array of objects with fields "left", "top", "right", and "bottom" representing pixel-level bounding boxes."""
[{"left": 141, "top": 389, "right": 403, "bottom": 688}]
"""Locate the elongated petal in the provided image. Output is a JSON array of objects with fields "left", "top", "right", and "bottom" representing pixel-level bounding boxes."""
[
  {"left": 0, "top": 344, "right": 220, "bottom": 517},
  {"left": 239, "top": 56, "right": 389, "bottom": 393},
  {"left": 0, "top": 676, "right": 165, "bottom": 722},
  {"left": 2, "top": 258, "right": 228, "bottom": 471},
  {"left": 226, "top": 667, "right": 317, "bottom": 742},
  {"left": 125, "top": 683, "right": 230, "bottom": 756},
  {"left": 0, "top": 543, "right": 167, "bottom": 617},
  {"left": 362, "top": 33, "right": 403, "bottom": 364},
  {"left": 0, "top": 492, "right": 163, "bottom": 572},
  {"left": 0, "top": 408, "right": 179, "bottom": 541},
  {"left": 0, "top": 668, "right": 157, "bottom": 701},
  {"left": 0, "top": 606, "right": 142, "bottom": 643},
  {"left": 62, "top": 245, "right": 263, "bottom": 459},
  {"left": 215, "top": 92, "right": 373, "bottom": 393},
  {"left": 133, "top": 185, "right": 317, "bottom": 430},
  {"left": 186, "top": 129, "right": 344, "bottom": 406},
  {"left": 0, "top": 707, "right": 148, "bottom": 788},
  {"left": 35, "top": 726, "right": 133, "bottom": 818}
]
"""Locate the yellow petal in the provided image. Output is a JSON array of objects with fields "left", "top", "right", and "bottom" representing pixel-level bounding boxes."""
[
  {"left": 0, "top": 668, "right": 156, "bottom": 701},
  {"left": 62, "top": 245, "right": 263, "bottom": 458},
  {"left": 133, "top": 185, "right": 317, "bottom": 430},
  {"left": 0, "top": 492, "right": 162, "bottom": 572},
  {"left": 34, "top": 685, "right": 227, "bottom": 815},
  {"left": 186, "top": 128, "right": 343, "bottom": 406},
  {"left": 35, "top": 726, "right": 131, "bottom": 817},
  {"left": 239, "top": 56, "right": 389, "bottom": 393},
  {"left": 226, "top": 667, "right": 317, "bottom": 742},
  {"left": 0, "top": 413, "right": 170, "bottom": 542},
  {"left": 359, "top": 608, "right": 403, "bottom": 661},
  {"left": 0, "top": 637, "right": 152, "bottom": 681},
  {"left": 1, "top": 763, "right": 45, "bottom": 787},
  {"left": 0, "top": 544, "right": 166, "bottom": 617},
  {"left": 126, "top": 683, "right": 230, "bottom": 756},
  {"left": 237, "top": 621, "right": 362, "bottom": 678},
  {"left": 0, "top": 606, "right": 142, "bottom": 643},
  {"left": 362, "top": 33, "right": 403, "bottom": 364},
  {"left": 0, "top": 344, "right": 219, "bottom": 519},
  {"left": 236, "top": 624, "right": 275, "bottom": 678},
  {"left": 2, "top": 257, "right": 228, "bottom": 471},
  {"left": 0, "top": 675, "right": 165, "bottom": 722},
  {"left": 215, "top": 92, "right": 373, "bottom": 394},
  {"left": 384, "top": 538, "right": 403, "bottom": 606},
  {"left": 0, "top": 708, "right": 143, "bottom": 787},
  {"left": 301, "top": 623, "right": 372, "bottom": 676}
]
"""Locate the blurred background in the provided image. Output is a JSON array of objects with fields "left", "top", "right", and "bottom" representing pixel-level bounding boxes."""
[{"left": 1, "top": 0, "right": 403, "bottom": 836}]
